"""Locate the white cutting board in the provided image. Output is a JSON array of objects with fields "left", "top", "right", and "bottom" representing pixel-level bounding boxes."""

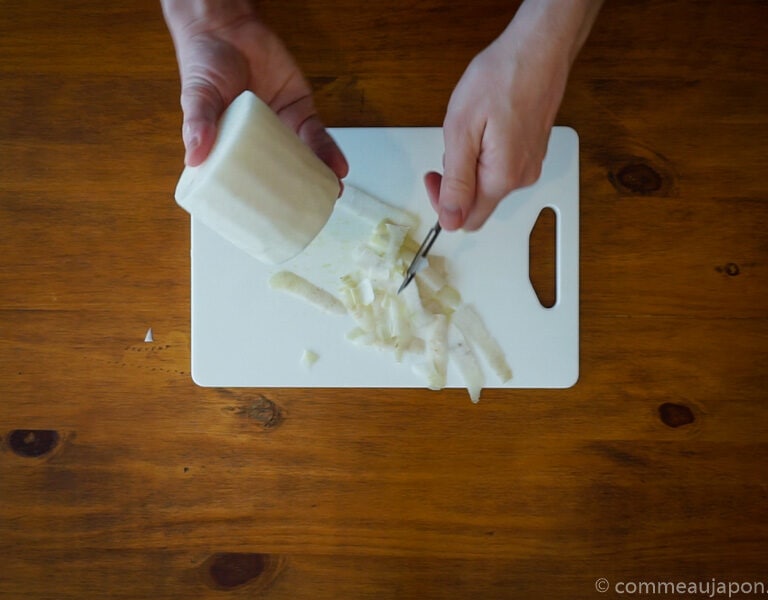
[{"left": 190, "top": 127, "right": 579, "bottom": 389}]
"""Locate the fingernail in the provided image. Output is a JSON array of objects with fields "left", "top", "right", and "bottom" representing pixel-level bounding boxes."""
[
  {"left": 186, "top": 133, "right": 199, "bottom": 152},
  {"left": 184, "top": 134, "right": 199, "bottom": 164},
  {"left": 182, "top": 119, "right": 198, "bottom": 146}
]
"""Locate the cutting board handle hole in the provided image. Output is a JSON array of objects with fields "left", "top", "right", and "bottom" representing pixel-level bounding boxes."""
[{"left": 529, "top": 207, "right": 557, "bottom": 308}]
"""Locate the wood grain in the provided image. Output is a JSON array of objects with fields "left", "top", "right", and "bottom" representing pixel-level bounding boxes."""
[{"left": 1, "top": 1, "right": 767, "bottom": 598}]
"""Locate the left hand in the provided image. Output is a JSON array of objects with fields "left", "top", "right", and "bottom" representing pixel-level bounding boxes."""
[{"left": 161, "top": 0, "right": 348, "bottom": 180}]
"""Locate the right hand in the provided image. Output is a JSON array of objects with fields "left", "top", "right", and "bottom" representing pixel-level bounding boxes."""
[
  {"left": 161, "top": 0, "right": 348, "bottom": 179},
  {"left": 424, "top": 33, "right": 565, "bottom": 231},
  {"left": 424, "top": 0, "right": 603, "bottom": 231}
]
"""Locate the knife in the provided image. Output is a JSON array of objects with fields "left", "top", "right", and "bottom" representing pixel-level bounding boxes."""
[{"left": 398, "top": 220, "right": 442, "bottom": 294}]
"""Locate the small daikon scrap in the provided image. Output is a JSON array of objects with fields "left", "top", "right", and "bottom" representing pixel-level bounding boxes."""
[{"left": 301, "top": 349, "right": 319, "bottom": 368}]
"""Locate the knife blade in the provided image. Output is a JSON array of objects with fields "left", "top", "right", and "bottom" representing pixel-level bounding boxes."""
[{"left": 398, "top": 220, "right": 442, "bottom": 294}]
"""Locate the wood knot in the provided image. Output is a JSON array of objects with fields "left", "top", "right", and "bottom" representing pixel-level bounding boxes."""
[
  {"left": 7, "top": 429, "right": 60, "bottom": 457},
  {"left": 715, "top": 262, "right": 740, "bottom": 276},
  {"left": 611, "top": 162, "right": 663, "bottom": 195},
  {"left": 202, "top": 553, "right": 285, "bottom": 592},
  {"left": 244, "top": 396, "right": 283, "bottom": 428},
  {"left": 223, "top": 395, "right": 284, "bottom": 429},
  {"left": 658, "top": 402, "right": 695, "bottom": 428}
]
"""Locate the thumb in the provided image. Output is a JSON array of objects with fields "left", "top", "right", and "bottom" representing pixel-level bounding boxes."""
[
  {"left": 179, "top": 80, "right": 225, "bottom": 166},
  {"left": 438, "top": 126, "right": 479, "bottom": 230}
]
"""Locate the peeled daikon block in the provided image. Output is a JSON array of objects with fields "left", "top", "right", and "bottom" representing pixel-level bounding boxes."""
[{"left": 174, "top": 91, "right": 340, "bottom": 265}]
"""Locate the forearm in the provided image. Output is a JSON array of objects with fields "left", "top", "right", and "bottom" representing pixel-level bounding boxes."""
[
  {"left": 501, "top": 0, "right": 603, "bottom": 66},
  {"left": 491, "top": 0, "right": 603, "bottom": 132}
]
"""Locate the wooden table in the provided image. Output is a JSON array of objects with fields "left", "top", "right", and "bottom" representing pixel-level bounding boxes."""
[{"left": 2, "top": 1, "right": 767, "bottom": 598}]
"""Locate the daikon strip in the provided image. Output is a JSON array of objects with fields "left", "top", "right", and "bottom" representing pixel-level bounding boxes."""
[
  {"left": 418, "top": 263, "right": 447, "bottom": 293},
  {"left": 269, "top": 271, "right": 346, "bottom": 315},
  {"left": 419, "top": 292, "right": 447, "bottom": 319},
  {"left": 384, "top": 223, "right": 409, "bottom": 260},
  {"left": 340, "top": 185, "right": 419, "bottom": 230},
  {"left": 449, "top": 327, "right": 485, "bottom": 403},
  {"left": 452, "top": 304, "right": 512, "bottom": 383},
  {"left": 413, "top": 314, "right": 449, "bottom": 389},
  {"left": 352, "top": 244, "right": 392, "bottom": 280},
  {"left": 346, "top": 326, "right": 424, "bottom": 358},
  {"left": 400, "top": 279, "right": 434, "bottom": 328},
  {"left": 356, "top": 278, "right": 376, "bottom": 306},
  {"left": 346, "top": 303, "right": 376, "bottom": 333},
  {"left": 436, "top": 285, "right": 461, "bottom": 310},
  {"left": 385, "top": 296, "right": 407, "bottom": 339}
]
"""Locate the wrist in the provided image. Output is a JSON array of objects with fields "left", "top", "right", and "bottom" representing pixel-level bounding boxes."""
[
  {"left": 500, "top": 0, "right": 603, "bottom": 67},
  {"left": 161, "top": 0, "right": 257, "bottom": 37}
]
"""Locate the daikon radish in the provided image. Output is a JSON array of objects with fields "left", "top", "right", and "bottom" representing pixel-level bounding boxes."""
[{"left": 175, "top": 91, "right": 340, "bottom": 264}]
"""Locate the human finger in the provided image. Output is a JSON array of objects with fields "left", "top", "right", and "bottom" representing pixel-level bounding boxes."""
[
  {"left": 437, "top": 123, "right": 481, "bottom": 230},
  {"left": 297, "top": 115, "right": 349, "bottom": 182},
  {"left": 179, "top": 77, "right": 225, "bottom": 166},
  {"left": 424, "top": 171, "right": 442, "bottom": 213}
]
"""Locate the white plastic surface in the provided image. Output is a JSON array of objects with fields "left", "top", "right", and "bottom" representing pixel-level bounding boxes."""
[{"left": 189, "top": 127, "right": 579, "bottom": 389}]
